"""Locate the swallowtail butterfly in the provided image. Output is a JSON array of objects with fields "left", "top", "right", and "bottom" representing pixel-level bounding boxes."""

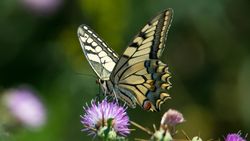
[{"left": 78, "top": 8, "right": 173, "bottom": 111}]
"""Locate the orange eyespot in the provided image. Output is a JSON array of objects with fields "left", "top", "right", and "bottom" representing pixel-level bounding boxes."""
[{"left": 143, "top": 100, "right": 152, "bottom": 111}]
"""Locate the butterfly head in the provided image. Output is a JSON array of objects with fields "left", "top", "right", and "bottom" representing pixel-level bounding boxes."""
[
  {"left": 98, "top": 79, "right": 105, "bottom": 85},
  {"left": 97, "top": 79, "right": 113, "bottom": 95}
]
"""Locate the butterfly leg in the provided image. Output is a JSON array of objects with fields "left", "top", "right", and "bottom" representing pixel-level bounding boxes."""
[{"left": 112, "top": 89, "right": 119, "bottom": 104}]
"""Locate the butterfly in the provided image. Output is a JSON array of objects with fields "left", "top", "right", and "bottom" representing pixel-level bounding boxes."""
[{"left": 77, "top": 8, "right": 173, "bottom": 111}]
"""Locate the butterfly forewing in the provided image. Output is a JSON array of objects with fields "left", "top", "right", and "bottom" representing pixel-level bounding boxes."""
[
  {"left": 110, "top": 9, "right": 173, "bottom": 111},
  {"left": 78, "top": 25, "right": 119, "bottom": 79}
]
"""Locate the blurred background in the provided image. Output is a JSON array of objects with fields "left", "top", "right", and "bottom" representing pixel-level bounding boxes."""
[{"left": 0, "top": 0, "right": 249, "bottom": 140}]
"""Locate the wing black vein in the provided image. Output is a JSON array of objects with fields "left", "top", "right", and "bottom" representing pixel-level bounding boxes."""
[{"left": 78, "top": 25, "right": 119, "bottom": 79}]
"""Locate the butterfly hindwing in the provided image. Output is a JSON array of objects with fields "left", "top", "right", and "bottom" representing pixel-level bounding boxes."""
[
  {"left": 78, "top": 25, "right": 119, "bottom": 79},
  {"left": 111, "top": 9, "right": 173, "bottom": 111}
]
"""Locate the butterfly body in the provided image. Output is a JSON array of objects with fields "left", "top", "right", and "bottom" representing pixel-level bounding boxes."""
[{"left": 78, "top": 9, "right": 173, "bottom": 111}]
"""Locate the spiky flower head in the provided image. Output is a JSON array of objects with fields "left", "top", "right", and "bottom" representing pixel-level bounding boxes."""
[
  {"left": 81, "top": 99, "right": 130, "bottom": 138},
  {"left": 224, "top": 132, "right": 246, "bottom": 141}
]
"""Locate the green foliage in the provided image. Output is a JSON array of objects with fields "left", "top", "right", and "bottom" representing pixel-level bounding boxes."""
[{"left": 0, "top": 0, "right": 249, "bottom": 140}]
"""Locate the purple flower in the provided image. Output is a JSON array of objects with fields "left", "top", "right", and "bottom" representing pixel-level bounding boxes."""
[
  {"left": 2, "top": 86, "right": 46, "bottom": 128},
  {"left": 225, "top": 133, "right": 246, "bottom": 141},
  {"left": 161, "top": 109, "right": 185, "bottom": 127},
  {"left": 81, "top": 99, "right": 130, "bottom": 137}
]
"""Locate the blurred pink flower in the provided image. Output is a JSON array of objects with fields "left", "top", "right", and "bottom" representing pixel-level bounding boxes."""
[
  {"left": 161, "top": 109, "right": 185, "bottom": 127},
  {"left": 20, "top": 0, "right": 62, "bottom": 15},
  {"left": 2, "top": 86, "right": 46, "bottom": 128}
]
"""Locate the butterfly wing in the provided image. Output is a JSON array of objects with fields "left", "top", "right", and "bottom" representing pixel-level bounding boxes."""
[
  {"left": 111, "top": 9, "right": 173, "bottom": 111},
  {"left": 78, "top": 25, "right": 119, "bottom": 79}
]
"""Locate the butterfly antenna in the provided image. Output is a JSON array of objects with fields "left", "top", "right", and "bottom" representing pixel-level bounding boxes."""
[
  {"left": 74, "top": 72, "right": 97, "bottom": 79},
  {"left": 75, "top": 72, "right": 102, "bottom": 101}
]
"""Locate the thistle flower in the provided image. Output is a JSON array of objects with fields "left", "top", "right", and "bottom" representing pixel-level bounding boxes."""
[
  {"left": 224, "top": 132, "right": 246, "bottom": 141},
  {"left": 81, "top": 99, "right": 130, "bottom": 138},
  {"left": 2, "top": 86, "right": 46, "bottom": 128},
  {"left": 161, "top": 109, "right": 185, "bottom": 127}
]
